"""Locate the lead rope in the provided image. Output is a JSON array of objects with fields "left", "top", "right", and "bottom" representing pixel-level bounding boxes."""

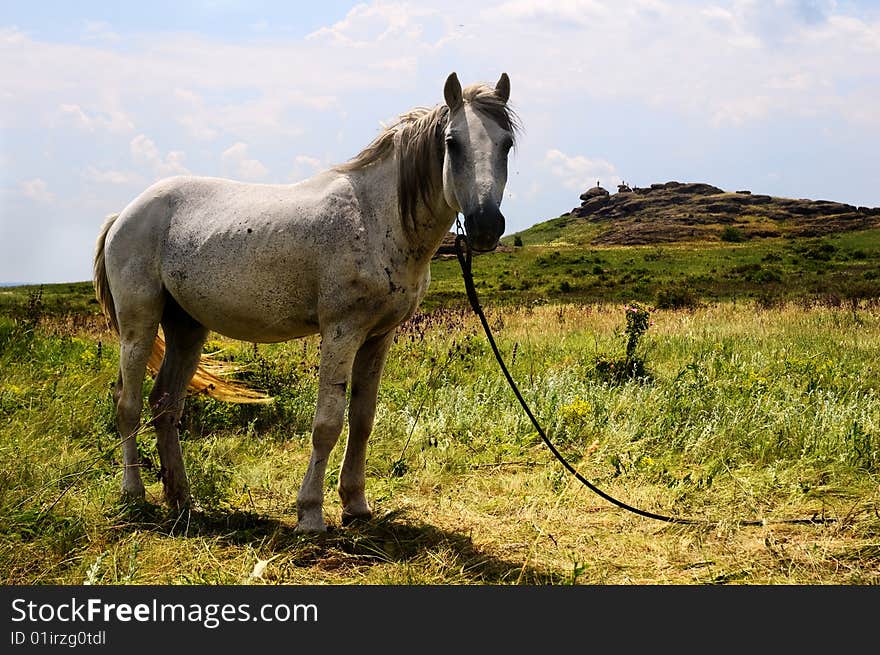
[{"left": 453, "top": 224, "right": 836, "bottom": 527}]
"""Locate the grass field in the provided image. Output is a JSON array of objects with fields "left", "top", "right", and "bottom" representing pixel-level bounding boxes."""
[
  {"left": 432, "top": 228, "right": 880, "bottom": 309},
  {"left": 5, "top": 228, "right": 880, "bottom": 318},
  {"left": 1, "top": 278, "right": 878, "bottom": 584}
]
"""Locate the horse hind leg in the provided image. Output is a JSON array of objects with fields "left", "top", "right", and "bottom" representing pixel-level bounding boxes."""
[
  {"left": 115, "top": 302, "right": 164, "bottom": 503},
  {"left": 339, "top": 331, "right": 395, "bottom": 525},
  {"left": 113, "top": 369, "right": 146, "bottom": 501},
  {"left": 149, "top": 298, "right": 209, "bottom": 510}
]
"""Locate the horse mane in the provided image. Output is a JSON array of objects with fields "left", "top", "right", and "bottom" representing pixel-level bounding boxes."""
[{"left": 335, "top": 83, "right": 519, "bottom": 231}]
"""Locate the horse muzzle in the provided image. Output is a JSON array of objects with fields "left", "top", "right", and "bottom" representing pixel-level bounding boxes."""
[{"left": 464, "top": 206, "right": 505, "bottom": 253}]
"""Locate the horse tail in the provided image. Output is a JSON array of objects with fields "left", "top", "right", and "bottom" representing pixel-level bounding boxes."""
[
  {"left": 94, "top": 212, "right": 120, "bottom": 335},
  {"left": 147, "top": 337, "right": 273, "bottom": 404},
  {"left": 95, "top": 212, "right": 272, "bottom": 405}
]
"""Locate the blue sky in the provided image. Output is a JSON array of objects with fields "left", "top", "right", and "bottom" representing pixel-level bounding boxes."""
[{"left": 2, "top": 0, "right": 879, "bottom": 283}]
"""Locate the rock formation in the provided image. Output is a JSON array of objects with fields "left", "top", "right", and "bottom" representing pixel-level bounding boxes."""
[{"left": 560, "top": 180, "right": 880, "bottom": 245}]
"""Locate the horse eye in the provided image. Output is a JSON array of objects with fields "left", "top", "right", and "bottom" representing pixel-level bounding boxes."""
[
  {"left": 500, "top": 137, "right": 513, "bottom": 153},
  {"left": 445, "top": 138, "right": 460, "bottom": 154}
]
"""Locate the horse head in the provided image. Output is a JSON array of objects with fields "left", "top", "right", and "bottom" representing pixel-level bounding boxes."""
[{"left": 442, "top": 72, "right": 516, "bottom": 252}]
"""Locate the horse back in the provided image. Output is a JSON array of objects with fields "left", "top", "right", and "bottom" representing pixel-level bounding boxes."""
[{"left": 107, "top": 174, "right": 409, "bottom": 343}]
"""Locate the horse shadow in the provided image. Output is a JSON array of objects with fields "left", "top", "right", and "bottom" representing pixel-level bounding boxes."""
[{"left": 114, "top": 503, "right": 560, "bottom": 584}]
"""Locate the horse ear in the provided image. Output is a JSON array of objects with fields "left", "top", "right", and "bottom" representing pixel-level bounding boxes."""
[
  {"left": 495, "top": 73, "right": 510, "bottom": 103},
  {"left": 444, "top": 72, "right": 462, "bottom": 111}
]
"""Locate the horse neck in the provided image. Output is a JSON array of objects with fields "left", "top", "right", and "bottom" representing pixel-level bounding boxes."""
[
  {"left": 407, "top": 175, "right": 457, "bottom": 264},
  {"left": 354, "top": 152, "right": 455, "bottom": 266}
]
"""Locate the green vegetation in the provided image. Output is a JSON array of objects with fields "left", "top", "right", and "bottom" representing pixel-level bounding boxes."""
[
  {"left": 2, "top": 220, "right": 880, "bottom": 585},
  {"left": 0, "top": 281, "right": 99, "bottom": 317},
  {"left": 1, "top": 280, "right": 878, "bottom": 584},
  {"left": 9, "top": 228, "right": 880, "bottom": 318},
  {"left": 720, "top": 226, "right": 746, "bottom": 243},
  {"left": 425, "top": 227, "right": 880, "bottom": 310}
]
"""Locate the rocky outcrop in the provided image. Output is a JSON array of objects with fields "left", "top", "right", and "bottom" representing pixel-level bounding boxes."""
[
  {"left": 580, "top": 184, "right": 610, "bottom": 201},
  {"left": 560, "top": 180, "right": 880, "bottom": 245},
  {"left": 433, "top": 231, "right": 514, "bottom": 259}
]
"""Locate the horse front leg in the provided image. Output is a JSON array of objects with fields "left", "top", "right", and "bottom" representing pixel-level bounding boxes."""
[
  {"left": 295, "top": 327, "right": 363, "bottom": 533},
  {"left": 339, "top": 331, "right": 395, "bottom": 524}
]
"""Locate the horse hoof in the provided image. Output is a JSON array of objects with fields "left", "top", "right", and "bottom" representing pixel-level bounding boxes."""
[
  {"left": 341, "top": 510, "right": 372, "bottom": 526},
  {"left": 120, "top": 486, "right": 146, "bottom": 504},
  {"left": 294, "top": 514, "right": 327, "bottom": 533},
  {"left": 163, "top": 492, "right": 192, "bottom": 512}
]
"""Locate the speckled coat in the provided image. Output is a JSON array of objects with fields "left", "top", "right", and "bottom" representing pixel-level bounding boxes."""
[{"left": 94, "top": 73, "right": 516, "bottom": 531}]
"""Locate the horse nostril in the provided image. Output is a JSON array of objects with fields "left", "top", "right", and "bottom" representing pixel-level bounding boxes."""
[{"left": 464, "top": 206, "right": 505, "bottom": 251}]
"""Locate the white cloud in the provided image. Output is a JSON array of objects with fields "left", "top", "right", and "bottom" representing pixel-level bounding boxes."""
[
  {"left": 130, "top": 134, "right": 190, "bottom": 177},
  {"left": 57, "top": 104, "right": 91, "bottom": 130},
  {"left": 543, "top": 149, "right": 622, "bottom": 192},
  {"left": 57, "top": 103, "right": 134, "bottom": 133},
  {"left": 222, "top": 142, "right": 269, "bottom": 181},
  {"left": 130, "top": 134, "right": 161, "bottom": 164},
  {"left": 709, "top": 95, "right": 774, "bottom": 127},
  {"left": 473, "top": 0, "right": 880, "bottom": 128},
  {"left": 18, "top": 178, "right": 55, "bottom": 204},
  {"left": 289, "top": 154, "right": 324, "bottom": 182},
  {"left": 177, "top": 116, "right": 220, "bottom": 141},
  {"left": 81, "top": 20, "right": 121, "bottom": 43},
  {"left": 83, "top": 166, "right": 142, "bottom": 185},
  {"left": 368, "top": 57, "right": 418, "bottom": 74},
  {"left": 490, "top": 0, "right": 609, "bottom": 28},
  {"left": 295, "top": 155, "right": 322, "bottom": 168},
  {"left": 173, "top": 89, "right": 219, "bottom": 140},
  {"left": 23, "top": 1, "right": 874, "bottom": 138},
  {"left": 161, "top": 151, "right": 189, "bottom": 176},
  {"left": 2, "top": 1, "right": 880, "bottom": 284},
  {"left": 764, "top": 71, "right": 815, "bottom": 91},
  {"left": 307, "top": 2, "right": 449, "bottom": 46},
  {"left": 171, "top": 86, "right": 324, "bottom": 143}
]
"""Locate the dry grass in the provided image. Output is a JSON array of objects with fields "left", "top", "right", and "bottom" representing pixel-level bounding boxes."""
[{"left": 1, "top": 301, "right": 879, "bottom": 585}]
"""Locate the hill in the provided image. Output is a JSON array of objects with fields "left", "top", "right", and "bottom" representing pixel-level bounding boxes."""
[
  {"left": 422, "top": 182, "right": 880, "bottom": 310},
  {"left": 3, "top": 181, "right": 880, "bottom": 319},
  {"left": 508, "top": 181, "right": 880, "bottom": 247}
]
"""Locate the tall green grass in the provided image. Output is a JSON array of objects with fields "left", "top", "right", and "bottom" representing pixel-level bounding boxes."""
[{"left": 1, "top": 299, "right": 878, "bottom": 584}]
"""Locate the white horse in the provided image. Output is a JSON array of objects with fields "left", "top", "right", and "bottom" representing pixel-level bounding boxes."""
[{"left": 94, "top": 72, "right": 518, "bottom": 532}]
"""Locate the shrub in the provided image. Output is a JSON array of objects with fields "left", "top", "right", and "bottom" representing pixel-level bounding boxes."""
[
  {"left": 755, "top": 290, "right": 784, "bottom": 309},
  {"left": 592, "top": 302, "right": 653, "bottom": 384},
  {"left": 624, "top": 303, "right": 651, "bottom": 361},
  {"left": 720, "top": 226, "right": 746, "bottom": 243},
  {"left": 13, "top": 286, "right": 44, "bottom": 336},
  {"left": 655, "top": 287, "right": 699, "bottom": 310},
  {"left": 801, "top": 241, "right": 837, "bottom": 261},
  {"left": 752, "top": 267, "right": 782, "bottom": 284}
]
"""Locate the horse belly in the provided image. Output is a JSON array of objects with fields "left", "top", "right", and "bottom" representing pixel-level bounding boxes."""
[
  {"left": 162, "top": 246, "right": 320, "bottom": 343},
  {"left": 189, "top": 297, "right": 317, "bottom": 343}
]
